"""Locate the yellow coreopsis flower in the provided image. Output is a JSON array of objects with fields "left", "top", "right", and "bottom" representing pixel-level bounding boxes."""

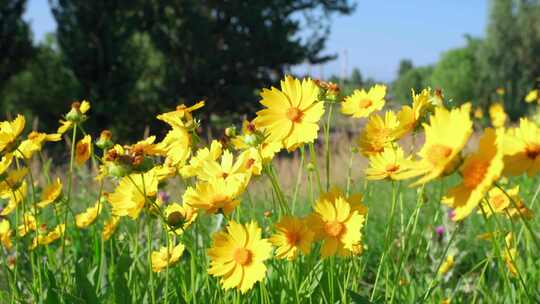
[
  {"left": 309, "top": 193, "right": 365, "bottom": 257},
  {"left": 525, "top": 89, "right": 539, "bottom": 103},
  {"left": 17, "top": 212, "right": 37, "bottom": 237},
  {"left": 1, "top": 181, "right": 27, "bottom": 216},
  {"left": 157, "top": 101, "right": 205, "bottom": 129},
  {"left": 357, "top": 111, "right": 400, "bottom": 156},
  {"left": 180, "top": 140, "right": 223, "bottom": 178},
  {"left": 0, "top": 167, "right": 27, "bottom": 194},
  {"left": 75, "top": 201, "right": 102, "bottom": 228},
  {"left": 0, "top": 219, "right": 13, "bottom": 249},
  {"left": 75, "top": 135, "right": 92, "bottom": 166},
  {"left": 443, "top": 128, "right": 503, "bottom": 221},
  {"left": 254, "top": 75, "right": 324, "bottom": 151},
  {"left": 365, "top": 145, "right": 414, "bottom": 180},
  {"left": 15, "top": 131, "right": 61, "bottom": 159},
  {"left": 155, "top": 126, "right": 191, "bottom": 167},
  {"left": 58, "top": 100, "right": 91, "bottom": 134},
  {"left": 406, "top": 104, "right": 473, "bottom": 186},
  {"left": 503, "top": 232, "right": 518, "bottom": 277},
  {"left": 341, "top": 84, "right": 386, "bottom": 118},
  {"left": 489, "top": 103, "right": 507, "bottom": 128},
  {"left": 269, "top": 216, "right": 314, "bottom": 260},
  {"left": 0, "top": 115, "right": 25, "bottom": 154},
  {"left": 102, "top": 216, "right": 120, "bottom": 241},
  {"left": 195, "top": 149, "right": 252, "bottom": 185},
  {"left": 37, "top": 177, "right": 62, "bottom": 208},
  {"left": 502, "top": 118, "right": 540, "bottom": 177},
  {"left": 151, "top": 243, "right": 186, "bottom": 273},
  {"left": 230, "top": 120, "right": 282, "bottom": 164},
  {"left": 183, "top": 178, "right": 242, "bottom": 215},
  {"left": 496, "top": 87, "right": 505, "bottom": 95},
  {"left": 438, "top": 255, "right": 454, "bottom": 275},
  {"left": 30, "top": 224, "right": 65, "bottom": 249},
  {"left": 164, "top": 202, "right": 198, "bottom": 234},
  {"left": 208, "top": 221, "right": 272, "bottom": 293},
  {"left": 474, "top": 107, "right": 484, "bottom": 119},
  {"left": 107, "top": 169, "right": 158, "bottom": 219}
]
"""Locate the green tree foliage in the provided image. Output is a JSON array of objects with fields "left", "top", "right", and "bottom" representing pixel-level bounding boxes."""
[
  {"left": 142, "top": 0, "right": 355, "bottom": 116},
  {"left": 50, "top": 0, "right": 150, "bottom": 138},
  {"left": 392, "top": 63, "right": 433, "bottom": 103},
  {"left": 431, "top": 37, "right": 482, "bottom": 105},
  {"left": 0, "top": 0, "right": 33, "bottom": 90}
]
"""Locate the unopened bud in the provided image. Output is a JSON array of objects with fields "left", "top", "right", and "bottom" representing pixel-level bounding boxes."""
[
  {"left": 225, "top": 126, "right": 236, "bottom": 137},
  {"left": 167, "top": 211, "right": 185, "bottom": 228},
  {"left": 96, "top": 130, "right": 113, "bottom": 150}
]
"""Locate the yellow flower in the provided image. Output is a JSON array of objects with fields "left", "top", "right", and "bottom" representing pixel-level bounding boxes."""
[
  {"left": 0, "top": 167, "right": 27, "bottom": 194},
  {"left": 17, "top": 212, "right": 37, "bottom": 237},
  {"left": 496, "top": 87, "right": 505, "bottom": 95},
  {"left": 269, "top": 216, "right": 314, "bottom": 260},
  {"left": 441, "top": 298, "right": 451, "bottom": 304},
  {"left": 0, "top": 115, "right": 25, "bottom": 154},
  {"left": 502, "top": 118, "right": 540, "bottom": 177},
  {"left": 102, "top": 216, "right": 120, "bottom": 241},
  {"left": 254, "top": 75, "right": 324, "bottom": 151},
  {"left": 75, "top": 201, "right": 102, "bottom": 228},
  {"left": 474, "top": 107, "right": 484, "bottom": 119},
  {"left": 57, "top": 119, "right": 73, "bottom": 135},
  {"left": 15, "top": 131, "right": 61, "bottom": 159},
  {"left": 0, "top": 219, "right": 13, "bottom": 250},
  {"left": 406, "top": 104, "right": 473, "bottom": 186},
  {"left": 180, "top": 140, "right": 223, "bottom": 178},
  {"left": 107, "top": 169, "right": 158, "bottom": 219},
  {"left": 164, "top": 202, "right": 198, "bottom": 234},
  {"left": 183, "top": 178, "right": 242, "bottom": 215},
  {"left": 0, "top": 181, "right": 27, "bottom": 216},
  {"left": 37, "top": 177, "right": 62, "bottom": 208},
  {"left": 357, "top": 111, "right": 400, "bottom": 156},
  {"left": 59, "top": 101, "right": 91, "bottom": 133},
  {"left": 231, "top": 120, "right": 282, "bottom": 164},
  {"left": 489, "top": 103, "right": 507, "bottom": 128},
  {"left": 208, "top": 221, "right": 272, "bottom": 293},
  {"left": 30, "top": 224, "right": 65, "bottom": 249},
  {"left": 525, "top": 89, "right": 539, "bottom": 103},
  {"left": 195, "top": 149, "right": 252, "bottom": 186},
  {"left": 318, "top": 187, "right": 368, "bottom": 216},
  {"left": 438, "top": 255, "right": 454, "bottom": 275},
  {"left": 309, "top": 193, "right": 365, "bottom": 257},
  {"left": 443, "top": 128, "right": 503, "bottom": 221},
  {"left": 341, "top": 84, "right": 386, "bottom": 118},
  {"left": 151, "top": 243, "right": 186, "bottom": 273},
  {"left": 503, "top": 232, "right": 518, "bottom": 277},
  {"left": 155, "top": 126, "right": 191, "bottom": 167},
  {"left": 365, "top": 145, "right": 414, "bottom": 180},
  {"left": 157, "top": 101, "right": 205, "bottom": 129},
  {"left": 393, "top": 89, "right": 431, "bottom": 138},
  {"left": 75, "top": 135, "right": 92, "bottom": 166}
]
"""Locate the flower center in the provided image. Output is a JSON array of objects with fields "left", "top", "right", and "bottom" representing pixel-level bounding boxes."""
[
  {"left": 286, "top": 107, "right": 304, "bottom": 123},
  {"left": 385, "top": 164, "right": 400, "bottom": 173},
  {"left": 490, "top": 194, "right": 507, "bottom": 210},
  {"left": 525, "top": 145, "right": 540, "bottom": 160},
  {"left": 324, "top": 221, "right": 344, "bottom": 237},
  {"left": 359, "top": 99, "right": 373, "bottom": 109},
  {"left": 76, "top": 143, "right": 88, "bottom": 156},
  {"left": 462, "top": 160, "right": 488, "bottom": 189},
  {"left": 286, "top": 231, "right": 300, "bottom": 246},
  {"left": 233, "top": 248, "right": 252, "bottom": 265},
  {"left": 426, "top": 144, "right": 453, "bottom": 165}
]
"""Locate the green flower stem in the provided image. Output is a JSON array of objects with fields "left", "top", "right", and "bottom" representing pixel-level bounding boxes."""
[{"left": 324, "top": 102, "right": 334, "bottom": 191}]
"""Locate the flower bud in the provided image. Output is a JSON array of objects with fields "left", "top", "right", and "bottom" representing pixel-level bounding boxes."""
[
  {"left": 65, "top": 102, "right": 86, "bottom": 123},
  {"left": 96, "top": 130, "right": 113, "bottom": 150},
  {"left": 225, "top": 126, "right": 236, "bottom": 137},
  {"left": 167, "top": 211, "right": 185, "bottom": 228}
]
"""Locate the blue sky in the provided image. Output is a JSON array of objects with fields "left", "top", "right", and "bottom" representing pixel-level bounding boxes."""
[{"left": 23, "top": 0, "right": 488, "bottom": 81}]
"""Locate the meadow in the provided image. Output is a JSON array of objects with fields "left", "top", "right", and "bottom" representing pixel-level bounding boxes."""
[{"left": 1, "top": 76, "right": 540, "bottom": 304}]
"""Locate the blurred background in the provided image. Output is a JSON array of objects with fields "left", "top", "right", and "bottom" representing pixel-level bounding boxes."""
[{"left": 1, "top": 0, "right": 540, "bottom": 141}]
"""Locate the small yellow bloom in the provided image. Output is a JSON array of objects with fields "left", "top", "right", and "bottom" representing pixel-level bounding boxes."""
[
  {"left": 195, "top": 149, "right": 252, "bottom": 186},
  {"left": 365, "top": 145, "right": 414, "bottom": 180},
  {"left": 151, "top": 243, "right": 186, "bottom": 273},
  {"left": 479, "top": 186, "right": 532, "bottom": 219},
  {"left": 102, "top": 216, "right": 120, "bottom": 241},
  {"left": 0, "top": 115, "right": 25, "bottom": 154},
  {"left": 157, "top": 101, "right": 205, "bottom": 129},
  {"left": 0, "top": 219, "right": 13, "bottom": 249},
  {"left": 438, "top": 255, "right": 454, "bottom": 275},
  {"left": 489, "top": 103, "right": 507, "bottom": 128},
  {"left": 17, "top": 212, "right": 37, "bottom": 237},
  {"left": 180, "top": 140, "right": 223, "bottom": 178},
  {"left": 108, "top": 169, "right": 158, "bottom": 219},
  {"left": 15, "top": 131, "right": 61, "bottom": 159},
  {"left": 75, "top": 201, "right": 102, "bottom": 228},
  {"left": 0, "top": 181, "right": 27, "bottom": 216},
  {"left": 502, "top": 118, "right": 540, "bottom": 177},
  {"left": 37, "top": 178, "right": 62, "bottom": 208},
  {"left": 57, "top": 119, "right": 73, "bottom": 135},
  {"left": 309, "top": 192, "right": 365, "bottom": 257},
  {"left": 525, "top": 89, "right": 539, "bottom": 103},
  {"left": 357, "top": 111, "right": 400, "bottom": 156},
  {"left": 270, "top": 216, "right": 314, "bottom": 260},
  {"left": 164, "top": 202, "right": 198, "bottom": 234},
  {"left": 443, "top": 128, "right": 503, "bottom": 221},
  {"left": 341, "top": 84, "right": 386, "bottom": 118},
  {"left": 183, "top": 178, "right": 242, "bottom": 215},
  {"left": 30, "top": 224, "right": 65, "bottom": 249},
  {"left": 254, "top": 75, "right": 324, "bottom": 151},
  {"left": 75, "top": 135, "right": 92, "bottom": 166},
  {"left": 155, "top": 126, "right": 191, "bottom": 167},
  {"left": 474, "top": 107, "right": 484, "bottom": 119},
  {"left": 503, "top": 232, "right": 518, "bottom": 277},
  {"left": 208, "top": 221, "right": 272, "bottom": 293},
  {"left": 406, "top": 104, "right": 473, "bottom": 186},
  {"left": 496, "top": 87, "right": 505, "bottom": 95}
]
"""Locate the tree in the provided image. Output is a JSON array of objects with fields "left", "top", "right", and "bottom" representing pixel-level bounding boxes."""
[
  {"left": 0, "top": 0, "right": 33, "bottom": 91},
  {"left": 50, "top": 0, "right": 149, "bottom": 139},
  {"left": 431, "top": 37, "right": 482, "bottom": 105},
  {"left": 143, "top": 0, "right": 355, "bottom": 116},
  {"left": 397, "top": 59, "right": 414, "bottom": 77},
  {"left": 392, "top": 65, "right": 434, "bottom": 103}
]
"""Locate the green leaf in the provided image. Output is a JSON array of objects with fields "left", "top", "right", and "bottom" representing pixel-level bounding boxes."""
[
  {"left": 44, "top": 268, "right": 60, "bottom": 304},
  {"left": 75, "top": 263, "right": 100, "bottom": 304},
  {"left": 348, "top": 290, "right": 382, "bottom": 304}
]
